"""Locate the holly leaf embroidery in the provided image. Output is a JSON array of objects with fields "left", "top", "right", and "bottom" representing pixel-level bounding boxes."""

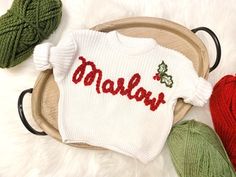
[
  {"left": 157, "top": 61, "right": 168, "bottom": 74},
  {"left": 160, "top": 73, "right": 173, "bottom": 88}
]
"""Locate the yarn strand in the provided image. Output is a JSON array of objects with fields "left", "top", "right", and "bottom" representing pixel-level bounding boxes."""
[
  {"left": 210, "top": 75, "right": 236, "bottom": 170},
  {"left": 167, "top": 120, "right": 236, "bottom": 177},
  {"left": 8, "top": 9, "right": 46, "bottom": 39},
  {"left": 0, "top": 0, "right": 62, "bottom": 68}
]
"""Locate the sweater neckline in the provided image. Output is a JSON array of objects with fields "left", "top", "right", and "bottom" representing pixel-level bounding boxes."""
[{"left": 106, "top": 30, "right": 158, "bottom": 56}]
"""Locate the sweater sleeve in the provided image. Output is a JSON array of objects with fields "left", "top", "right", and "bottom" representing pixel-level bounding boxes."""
[
  {"left": 33, "top": 32, "right": 78, "bottom": 82},
  {"left": 174, "top": 57, "right": 213, "bottom": 107}
]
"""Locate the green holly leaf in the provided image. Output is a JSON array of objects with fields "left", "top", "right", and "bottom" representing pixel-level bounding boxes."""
[
  {"left": 160, "top": 74, "right": 173, "bottom": 88},
  {"left": 157, "top": 61, "right": 168, "bottom": 74}
]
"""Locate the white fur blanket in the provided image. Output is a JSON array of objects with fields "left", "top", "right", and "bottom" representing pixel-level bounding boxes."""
[{"left": 0, "top": 0, "right": 235, "bottom": 176}]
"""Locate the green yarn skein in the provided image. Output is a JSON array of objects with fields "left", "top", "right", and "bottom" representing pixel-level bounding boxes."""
[
  {"left": 167, "top": 120, "right": 236, "bottom": 177},
  {"left": 0, "top": 0, "right": 62, "bottom": 68}
]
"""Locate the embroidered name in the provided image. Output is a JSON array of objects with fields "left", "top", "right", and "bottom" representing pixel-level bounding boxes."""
[{"left": 72, "top": 56, "right": 166, "bottom": 111}]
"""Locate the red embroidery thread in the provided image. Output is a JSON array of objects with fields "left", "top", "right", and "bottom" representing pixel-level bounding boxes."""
[
  {"left": 153, "top": 73, "right": 161, "bottom": 81},
  {"left": 72, "top": 56, "right": 166, "bottom": 111}
]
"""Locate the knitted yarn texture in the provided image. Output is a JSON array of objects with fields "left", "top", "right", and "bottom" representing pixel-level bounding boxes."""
[
  {"left": 0, "top": 0, "right": 62, "bottom": 68},
  {"left": 33, "top": 30, "right": 213, "bottom": 163},
  {"left": 210, "top": 75, "right": 236, "bottom": 170},
  {"left": 167, "top": 120, "right": 236, "bottom": 177}
]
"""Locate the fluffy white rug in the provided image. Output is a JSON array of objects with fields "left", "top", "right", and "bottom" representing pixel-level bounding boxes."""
[{"left": 0, "top": 0, "right": 235, "bottom": 176}]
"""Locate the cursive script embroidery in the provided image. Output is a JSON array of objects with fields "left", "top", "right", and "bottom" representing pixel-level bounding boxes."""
[{"left": 72, "top": 56, "right": 166, "bottom": 111}]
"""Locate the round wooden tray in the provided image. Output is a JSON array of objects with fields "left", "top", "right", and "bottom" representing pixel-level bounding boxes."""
[{"left": 32, "top": 17, "right": 211, "bottom": 149}]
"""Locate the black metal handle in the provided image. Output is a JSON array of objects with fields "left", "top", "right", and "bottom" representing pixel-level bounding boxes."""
[
  {"left": 18, "top": 88, "right": 47, "bottom": 135},
  {"left": 191, "top": 27, "right": 221, "bottom": 72}
]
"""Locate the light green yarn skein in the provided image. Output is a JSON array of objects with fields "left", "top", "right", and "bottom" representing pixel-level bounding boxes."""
[
  {"left": 167, "top": 120, "right": 235, "bottom": 177},
  {"left": 0, "top": 0, "right": 62, "bottom": 68}
]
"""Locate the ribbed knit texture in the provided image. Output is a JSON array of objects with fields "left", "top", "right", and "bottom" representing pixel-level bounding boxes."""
[
  {"left": 33, "top": 30, "right": 212, "bottom": 163},
  {"left": 0, "top": 0, "right": 62, "bottom": 68},
  {"left": 210, "top": 75, "right": 236, "bottom": 170},
  {"left": 167, "top": 120, "right": 236, "bottom": 177}
]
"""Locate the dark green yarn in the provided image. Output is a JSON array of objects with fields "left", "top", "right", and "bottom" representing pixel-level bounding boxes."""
[
  {"left": 167, "top": 120, "right": 236, "bottom": 177},
  {"left": 0, "top": 0, "right": 62, "bottom": 68}
]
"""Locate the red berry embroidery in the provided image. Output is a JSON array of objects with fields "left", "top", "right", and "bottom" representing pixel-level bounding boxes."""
[
  {"left": 156, "top": 73, "right": 161, "bottom": 81},
  {"left": 153, "top": 73, "right": 160, "bottom": 81}
]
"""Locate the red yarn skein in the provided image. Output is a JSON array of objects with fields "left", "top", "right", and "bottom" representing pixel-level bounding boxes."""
[{"left": 210, "top": 75, "right": 236, "bottom": 170}]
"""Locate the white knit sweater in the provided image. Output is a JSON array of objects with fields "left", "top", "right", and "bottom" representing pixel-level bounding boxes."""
[{"left": 33, "top": 30, "right": 212, "bottom": 163}]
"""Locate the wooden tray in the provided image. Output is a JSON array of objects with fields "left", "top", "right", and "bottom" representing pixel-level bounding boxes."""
[{"left": 31, "top": 17, "right": 210, "bottom": 149}]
